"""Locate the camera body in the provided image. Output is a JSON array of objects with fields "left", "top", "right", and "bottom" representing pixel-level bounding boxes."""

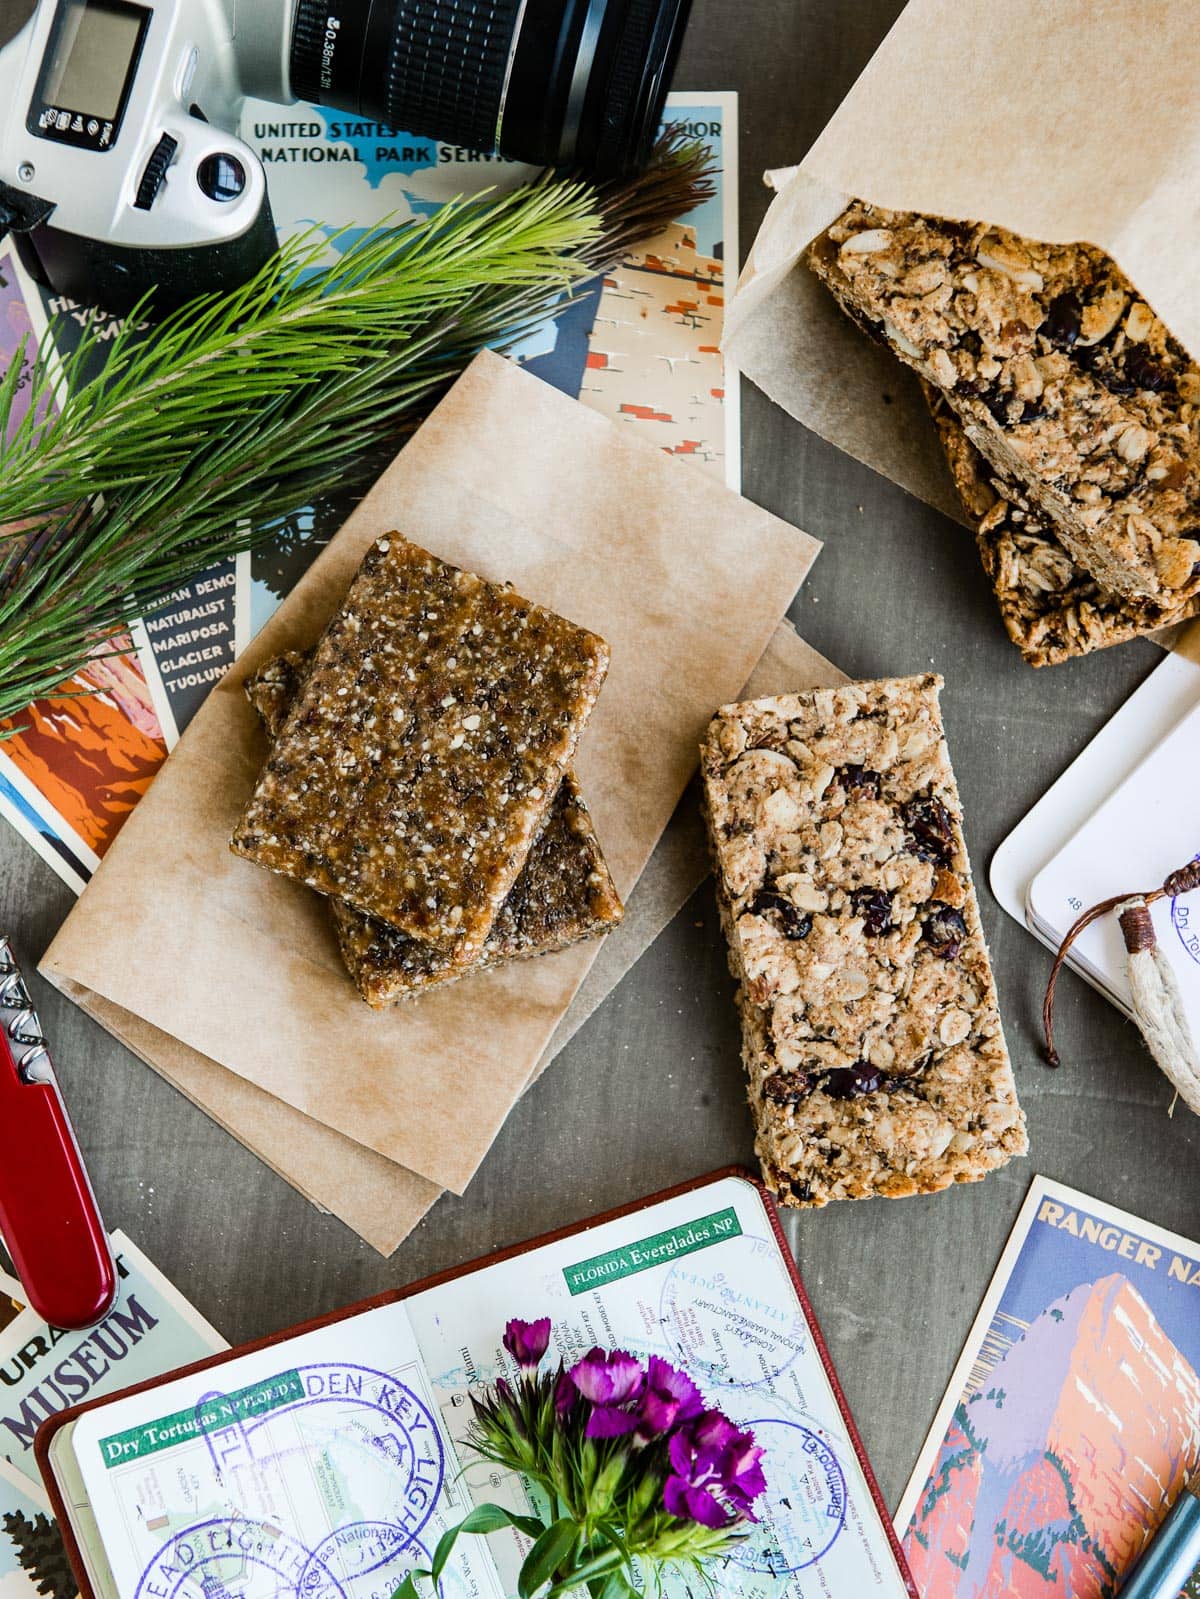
[
  {"left": 0, "top": 0, "right": 692, "bottom": 318},
  {"left": 0, "top": 0, "right": 294, "bottom": 315}
]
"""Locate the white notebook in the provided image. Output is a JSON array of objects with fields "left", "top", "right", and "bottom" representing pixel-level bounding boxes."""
[
  {"left": 42, "top": 1174, "right": 913, "bottom": 1599},
  {"left": 1027, "top": 699, "right": 1200, "bottom": 1020}
]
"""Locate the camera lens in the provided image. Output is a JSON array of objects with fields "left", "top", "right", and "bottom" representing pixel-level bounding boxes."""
[{"left": 289, "top": 0, "right": 692, "bottom": 177}]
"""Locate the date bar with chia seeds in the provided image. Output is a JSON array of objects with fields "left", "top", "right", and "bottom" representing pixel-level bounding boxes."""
[
  {"left": 701, "top": 674, "right": 1027, "bottom": 1209},
  {"left": 808, "top": 202, "right": 1200, "bottom": 608},
  {"left": 245, "top": 652, "right": 624, "bottom": 1007},
  {"left": 231, "top": 534, "right": 610, "bottom": 967},
  {"left": 923, "top": 384, "right": 1200, "bottom": 667}
]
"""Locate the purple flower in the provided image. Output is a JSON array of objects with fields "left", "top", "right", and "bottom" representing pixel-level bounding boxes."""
[
  {"left": 503, "top": 1316, "right": 551, "bottom": 1372},
  {"left": 569, "top": 1348, "right": 645, "bottom": 1406},
  {"left": 554, "top": 1369, "right": 578, "bottom": 1418},
  {"left": 569, "top": 1349, "right": 647, "bottom": 1441},
  {"left": 635, "top": 1356, "right": 705, "bottom": 1442},
  {"left": 663, "top": 1411, "right": 767, "bottom": 1528},
  {"left": 586, "top": 1405, "right": 640, "bottom": 1439}
]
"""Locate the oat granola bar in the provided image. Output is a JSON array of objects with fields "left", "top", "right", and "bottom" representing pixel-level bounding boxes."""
[
  {"left": 923, "top": 385, "right": 1200, "bottom": 666},
  {"left": 808, "top": 202, "right": 1200, "bottom": 606},
  {"left": 701, "top": 674, "right": 1027, "bottom": 1208},
  {"left": 231, "top": 534, "right": 610, "bottom": 963},
  {"left": 245, "top": 652, "right": 623, "bottom": 1006}
]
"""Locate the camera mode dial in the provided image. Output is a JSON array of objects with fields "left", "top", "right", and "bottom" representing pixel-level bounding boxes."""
[{"left": 133, "top": 133, "right": 179, "bottom": 211}]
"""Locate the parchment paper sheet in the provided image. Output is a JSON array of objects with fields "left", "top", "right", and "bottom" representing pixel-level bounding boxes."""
[
  {"left": 42, "top": 353, "right": 820, "bottom": 1249},
  {"left": 725, "top": 0, "right": 1200, "bottom": 532},
  {"left": 1175, "top": 618, "right": 1200, "bottom": 667}
]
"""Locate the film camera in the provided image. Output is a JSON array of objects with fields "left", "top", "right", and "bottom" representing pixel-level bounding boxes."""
[{"left": 0, "top": 0, "right": 691, "bottom": 315}]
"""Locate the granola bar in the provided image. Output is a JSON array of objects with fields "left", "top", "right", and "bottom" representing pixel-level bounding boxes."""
[
  {"left": 245, "top": 652, "right": 623, "bottom": 1006},
  {"left": 808, "top": 203, "right": 1200, "bottom": 606},
  {"left": 701, "top": 675, "right": 1027, "bottom": 1208},
  {"left": 923, "top": 385, "right": 1200, "bottom": 666},
  {"left": 231, "top": 534, "right": 610, "bottom": 964}
]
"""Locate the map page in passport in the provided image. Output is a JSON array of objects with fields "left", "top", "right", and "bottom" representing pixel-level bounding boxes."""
[{"left": 58, "top": 1175, "right": 912, "bottom": 1599}]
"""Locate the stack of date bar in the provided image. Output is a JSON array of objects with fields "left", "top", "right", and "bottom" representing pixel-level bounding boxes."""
[
  {"left": 230, "top": 533, "right": 623, "bottom": 1007},
  {"left": 808, "top": 202, "right": 1200, "bottom": 666}
]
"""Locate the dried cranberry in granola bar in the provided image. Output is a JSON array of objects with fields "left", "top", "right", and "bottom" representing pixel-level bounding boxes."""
[
  {"left": 808, "top": 203, "right": 1200, "bottom": 606},
  {"left": 923, "top": 384, "right": 1200, "bottom": 666},
  {"left": 231, "top": 534, "right": 610, "bottom": 966},
  {"left": 244, "top": 652, "right": 623, "bottom": 1007},
  {"left": 701, "top": 674, "right": 1026, "bottom": 1209}
]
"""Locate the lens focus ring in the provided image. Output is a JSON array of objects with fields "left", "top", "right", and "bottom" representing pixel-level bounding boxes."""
[
  {"left": 291, "top": 0, "right": 344, "bottom": 105},
  {"left": 590, "top": 0, "right": 682, "bottom": 175},
  {"left": 383, "top": 0, "right": 521, "bottom": 151}
]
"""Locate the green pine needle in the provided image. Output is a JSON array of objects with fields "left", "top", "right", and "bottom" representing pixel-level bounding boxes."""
[{"left": 0, "top": 133, "right": 716, "bottom": 728}]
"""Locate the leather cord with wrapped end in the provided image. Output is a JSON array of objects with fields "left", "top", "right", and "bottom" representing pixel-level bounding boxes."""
[{"left": 1043, "top": 857, "right": 1200, "bottom": 1115}]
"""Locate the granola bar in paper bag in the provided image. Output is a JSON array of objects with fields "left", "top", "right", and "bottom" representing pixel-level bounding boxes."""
[{"left": 724, "top": 0, "right": 1200, "bottom": 560}]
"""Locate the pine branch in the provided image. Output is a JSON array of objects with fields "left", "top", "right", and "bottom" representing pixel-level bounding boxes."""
[{"left": 0, "top": 134, "right": 715, "bottom": 727}]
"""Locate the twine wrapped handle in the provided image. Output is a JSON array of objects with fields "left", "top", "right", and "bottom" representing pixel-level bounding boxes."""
[{"left": 1042, "top": 858, "right": 1200, "bottom": 1117}]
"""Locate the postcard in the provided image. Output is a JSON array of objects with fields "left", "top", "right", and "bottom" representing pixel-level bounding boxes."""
[
  {"left": 239, "top": 90, "right": 742, "bottom": 638},
  {"left": 897, "top": 1176, "right": 1200, "bottom": 1599},
  {"left": 0, "top": 1232, "right": 225, "bottom": 1483},
  {"left": 0, "top": 1455, "right": 72, "bottom": 1599}
]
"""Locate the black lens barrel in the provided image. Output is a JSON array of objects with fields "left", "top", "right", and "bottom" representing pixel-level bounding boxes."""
[
  {"left": 289, "top": 0, "right": 692, "bottom": 177},
  {"left": 582, "top": 0, "right": 691, "bottom": 175}
]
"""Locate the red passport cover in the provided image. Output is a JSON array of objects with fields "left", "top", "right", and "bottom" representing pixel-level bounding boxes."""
[{"left": 35, "top": 1166, "right": 918, "bottom": 1599}]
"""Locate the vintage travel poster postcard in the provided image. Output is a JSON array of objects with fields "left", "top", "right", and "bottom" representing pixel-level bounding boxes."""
[
  {"left": 896, "top": 1176, "right": 1200, "bottom": 1599},
  {"left": 0, "top": 1232, "right": 224, "bottom": 1481}
]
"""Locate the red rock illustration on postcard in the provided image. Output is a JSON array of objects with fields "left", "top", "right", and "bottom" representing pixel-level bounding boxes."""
[
  {"left": 0, "top": 644, "right": 168, "bottom": 859},
  {"left": 901, "top": 1179, "right": 1200, "bottom": 1599}
]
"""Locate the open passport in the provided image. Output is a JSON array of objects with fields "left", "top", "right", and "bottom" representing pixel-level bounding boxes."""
[{"left": 35, "top": 1172, "right": 915, "bottom": 1599}]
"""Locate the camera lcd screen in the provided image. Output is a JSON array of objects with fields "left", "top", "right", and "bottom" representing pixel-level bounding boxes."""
[{"left": 41, "top": 0, "right": 145, "bottom": 121}]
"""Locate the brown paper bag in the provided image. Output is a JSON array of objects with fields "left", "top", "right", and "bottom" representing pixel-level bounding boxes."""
[
  {"left": 42, "top": 353, "right": 820, "bottom": 1248},
  {"left": 725, "top": 0, "right": 1200, "bottom": 559}
]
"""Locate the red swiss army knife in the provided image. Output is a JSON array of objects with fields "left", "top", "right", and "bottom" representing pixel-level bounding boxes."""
[{"left": 0, "top": 936, "right": 116, "bottom": 1329}]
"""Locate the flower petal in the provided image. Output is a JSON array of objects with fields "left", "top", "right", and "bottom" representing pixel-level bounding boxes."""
[
  {"left": 568, "top": 1348, "right": 644, "bottom": 1406},
  {"left": 663, "top": 1476, "right": 692, "bottom": 1520},
  {"left": 585, "top": 1405, "right": 639, "bottom": 1439},
  {"left": 569, "top": 1349, "right": 617, "bottom": 1404},
  {"left": 635, "top": 1389, "right": 678, "bottom": 1441},
  {"left": 668, "top": 1431, "right": 694, "bottom": 1476},
  {"left": 605, "top": 1352, "right": 646, "bottom": 1405},
  {"left": 646, "top": 1356, "right": 704, "bottom": 1420},
  {"left": 554, "top": 1370, "right": 578, "bottom": 1417},
  {"left": 693, "top": 1411, "right": 738, "bottom": 1453},
  {"left": 502, "top": 1316, "right": 551, "bottom": 1370},
  {"left": 684, "top": 1485, "right": 733, "bottom": 1530}
]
